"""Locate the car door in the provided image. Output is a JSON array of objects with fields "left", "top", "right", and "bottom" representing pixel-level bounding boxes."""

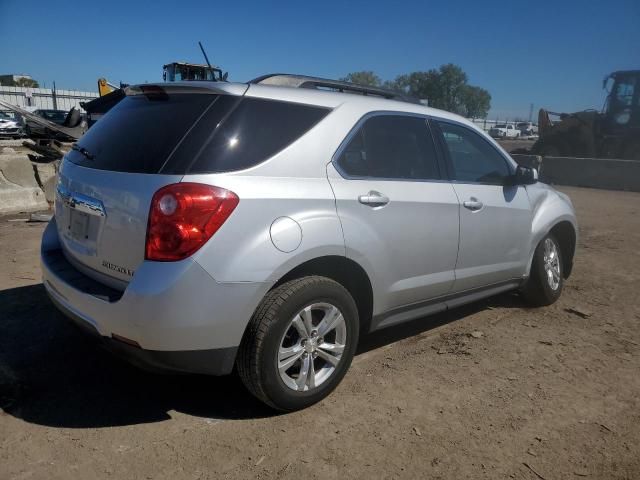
[
  {"left": 326, "top": 113, "right": 460, "bottom": 319},
  {"left": 434, "top": 120, "right": 532, "bottom": 292}
]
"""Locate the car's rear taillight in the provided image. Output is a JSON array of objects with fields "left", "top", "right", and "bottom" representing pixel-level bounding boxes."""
[{"left": 145, "top": 183, "right": 239, "bottom": 261}]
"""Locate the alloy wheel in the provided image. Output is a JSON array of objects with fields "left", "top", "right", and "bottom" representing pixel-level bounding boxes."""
[
  {"left": 543, "top": 237, "right": 561, "bottom": 290},
  {"left": 277, "top": 302, "right": 347, "bottom": 392}
]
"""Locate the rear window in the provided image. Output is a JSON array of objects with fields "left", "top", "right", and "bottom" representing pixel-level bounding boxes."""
[
  {"left": 69, "top": 93, "right": 330, "bottom": 174},
  {"left": 69, "top": 93, "right": 215, "bottom": 173},
  {"left": 174, "top": 98, "right": 330, "bottom": 174}
]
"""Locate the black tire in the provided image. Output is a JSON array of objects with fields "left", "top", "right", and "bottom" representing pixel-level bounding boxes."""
[
  {"left": 237, "top": 276, "right": 359, "bottom": 411},
  {"left": 522, "top": 233, "right": 564, "bottom": 306}
]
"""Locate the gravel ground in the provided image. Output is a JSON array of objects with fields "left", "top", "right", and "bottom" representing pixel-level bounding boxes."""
[{"left": 1, "top": 186, "right": 639, "bottom": 480}]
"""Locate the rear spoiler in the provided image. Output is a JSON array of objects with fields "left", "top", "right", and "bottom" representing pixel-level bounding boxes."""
[
  {"left": 125, "top": 82, "right": 248, "bottom": 97},
  {"left": 83, "top": 82, "right": 249, "bottom": 127}
]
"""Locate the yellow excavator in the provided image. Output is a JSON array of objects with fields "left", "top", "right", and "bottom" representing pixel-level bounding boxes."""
[{"left": 531, "top": 70, "right": 640, "bottom": 160}]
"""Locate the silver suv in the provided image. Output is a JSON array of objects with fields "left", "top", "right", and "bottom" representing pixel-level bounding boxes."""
[{"left": 41, "top": 75, "right": 577, "bottom": 411}]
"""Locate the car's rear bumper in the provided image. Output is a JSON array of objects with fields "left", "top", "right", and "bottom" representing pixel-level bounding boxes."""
[
  {"left": 41, "top": 218, "right": 267, "bottom": 375},
  {"left": 47, "top": 290, "right": 238, "bottom": 375}
]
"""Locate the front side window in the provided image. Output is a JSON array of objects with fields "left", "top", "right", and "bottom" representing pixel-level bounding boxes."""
[
  {"left": 438, "top": 121, "right": 511, "bottom": 184},
  {"left": 337, "top": 115, "right": 440, "bottom": 180}
]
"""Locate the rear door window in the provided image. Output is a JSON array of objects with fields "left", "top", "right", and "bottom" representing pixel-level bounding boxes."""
[{"left": 336, "top": 114, "right": 441, "bottom": 180}]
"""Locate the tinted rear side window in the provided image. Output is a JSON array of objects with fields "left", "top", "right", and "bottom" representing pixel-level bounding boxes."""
[
  {"left": 68, "top": 93, "right": 216, "bottom": 173},
  {"left": 184, "top": 98, "right": 330, "bottom": 173}
]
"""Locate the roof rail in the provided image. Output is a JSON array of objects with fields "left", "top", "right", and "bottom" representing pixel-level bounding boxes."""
[{"left": 249, "top": 73, "right": 422, "bottom": 105}]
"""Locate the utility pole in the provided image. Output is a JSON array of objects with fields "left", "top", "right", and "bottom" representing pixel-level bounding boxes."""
[
  {"left": 528, "top": 103, "right": 534, "bottom": 122},
  {"left": 52, "top": 81, "right": 58, "bottom": 110}
]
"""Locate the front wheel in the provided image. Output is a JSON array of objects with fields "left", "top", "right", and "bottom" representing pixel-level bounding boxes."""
[
  {"left": 522, "top": 233, "right": 564, "bottom": 306},
  {"left": 237, "top": 276, "right": 359, "bottom": 411}
]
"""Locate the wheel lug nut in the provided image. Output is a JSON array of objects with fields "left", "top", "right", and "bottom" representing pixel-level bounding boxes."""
[{"left": 311, "top": 330, "right": 318, "bottom": 337}]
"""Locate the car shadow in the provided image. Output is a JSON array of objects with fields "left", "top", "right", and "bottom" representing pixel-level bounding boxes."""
[
  {"left": 0, "top": 283, "right": 524, "bottom": 429},
  {"left": 357, "top": 290, "right": 524, "bottom": 354}
]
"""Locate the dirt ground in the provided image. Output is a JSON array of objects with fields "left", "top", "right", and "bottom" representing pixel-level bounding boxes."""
[{"left": 1, "top": 186, "right": 639, "bottom": 480}]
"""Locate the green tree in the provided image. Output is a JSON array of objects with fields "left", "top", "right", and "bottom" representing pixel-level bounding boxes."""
[
  {"left": 341, "top": 65, "right": 491, "bottom": 117},
  {"left": 389, "top": 71, "right": 440, "bottom": 103},
  {"left": 436, "top": 64, "right": 468, "bottom": 113},
  {"left": 461, "top": 85, "right": 491, "bottom": 118},
  {"left": 339, "top": 71, "right": 382, "bottom": 87},
  {"left": 390, "top": 64, "right": 468, "bottom": 113}
]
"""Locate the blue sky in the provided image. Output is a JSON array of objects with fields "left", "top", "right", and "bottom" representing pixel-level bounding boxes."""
[{"left": 1, "top": 0, "right": 638, "bottom": 119}]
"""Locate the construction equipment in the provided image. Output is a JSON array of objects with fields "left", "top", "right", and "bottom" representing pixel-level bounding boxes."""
[
  {"left": 84, "top": 42, "right": 227, "bottom": 128},
  {"left": 532, "top": 70, "right": 640, "bottom": 160},
  {"left": 163, "top": 42, "right": 227, "bottom": 83}
]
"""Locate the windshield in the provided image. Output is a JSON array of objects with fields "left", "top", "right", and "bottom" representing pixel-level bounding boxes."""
[{"left": 495, "top": 124, "right": 507, "bottom": 128}]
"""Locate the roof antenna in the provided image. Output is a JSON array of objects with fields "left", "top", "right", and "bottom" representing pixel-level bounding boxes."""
[{"left": 199, "top": 41, "right": 228, "bottom": 81}]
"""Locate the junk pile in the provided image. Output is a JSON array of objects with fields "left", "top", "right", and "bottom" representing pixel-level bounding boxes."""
[{"left": 0, "top": 139, "right": 69, "bottom": 215}]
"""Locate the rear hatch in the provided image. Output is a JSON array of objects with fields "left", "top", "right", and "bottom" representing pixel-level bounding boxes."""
[{"left": 55, "top": 83, "right": 247, "bottom": 289}]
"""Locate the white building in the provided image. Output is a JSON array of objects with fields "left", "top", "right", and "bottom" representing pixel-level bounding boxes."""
[{"left": 0, "top": 84, "right": 97, "bottom": 112}]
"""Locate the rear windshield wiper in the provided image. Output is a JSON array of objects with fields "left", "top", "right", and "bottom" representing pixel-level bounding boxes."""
[{"left": 71, "top": 144, "right": 95, "bottom": 160}]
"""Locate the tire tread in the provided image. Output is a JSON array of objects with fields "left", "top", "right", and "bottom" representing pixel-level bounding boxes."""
[{"left": 236, "top": 276, "right": 344, "bottom": 409}]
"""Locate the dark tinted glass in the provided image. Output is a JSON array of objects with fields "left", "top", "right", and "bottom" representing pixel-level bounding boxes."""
[
  {"left": 438, "top": 121, "right": 511, "bottom": 184},
  {"left": 186, "top": 98, "right": 330, "bottom": 173},
  {"left": 337, "top": 115, "right": 440, "bottom": 180},
  {"left": 68, "top": 93, "right": 215, "bottom": 173},
  {"left": 39, "top": 110, "right": 67, "bottom": 124}
]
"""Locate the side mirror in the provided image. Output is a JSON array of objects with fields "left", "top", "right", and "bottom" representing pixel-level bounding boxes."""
[{"left": 515, "top": 165, "right": 538, "bottom": 185}]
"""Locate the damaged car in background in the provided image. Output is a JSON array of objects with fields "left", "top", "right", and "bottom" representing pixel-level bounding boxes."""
[{"left": 0, "top": 110, "right": 24, "bottom": 138}]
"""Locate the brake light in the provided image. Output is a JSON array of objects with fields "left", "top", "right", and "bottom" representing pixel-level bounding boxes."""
[{"left": 145, "top": 183, "right": 239, "bottom": 261}]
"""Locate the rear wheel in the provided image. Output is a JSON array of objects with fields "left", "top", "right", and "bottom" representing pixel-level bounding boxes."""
[
  {"left": 522, "top": 233, "right": 564, "bottom": 306},
  {"left": 237, "top": 276, "right": 359, "bottom": 411}
]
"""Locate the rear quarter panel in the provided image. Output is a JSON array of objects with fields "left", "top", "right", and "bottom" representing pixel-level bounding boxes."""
[{"left": 185, "top": 174, "right": 346, "bottom": 284}]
